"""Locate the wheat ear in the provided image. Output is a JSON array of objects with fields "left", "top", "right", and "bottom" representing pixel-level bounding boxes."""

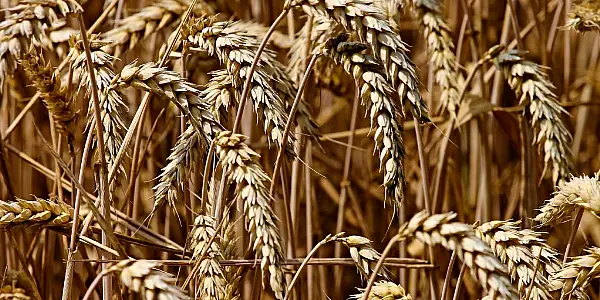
[
  {"left": 182, "top": 17, "right": 296, "bottom": 156},
  {"left": 493, "top": 50, "right": 572, "bottom": 184},
  {"left": 70, "top": 37, "right": 128, "bottom": 183},
  {"left": 475, "top": 220, "right": 553, "bottom": 300},
  {"left": 548, "top": 247, "right": 600, "bottom": 299},
  {"left": 351, "top": 280, "right": 412, "bottom": 300},
  {"left": 534, "top": 174, "right": 600, "bottom": 226},
  {"left": 214, "top": 131, "right": 286, "bottom": 299},
  {"left": 289, "top": 0, "right": 430, "bottom": 122},
  {"left": 100, "top": 0, "right": 213, "bottom": 57},
  {"left": 336, "top": 235, "right": 390, "bottom": 280},
  {"left": 189, "top": 215, "right": 227, "bottom": 299},
  {"left": 0, "top": 0, "right": 82, "bottom": 87},
  {"left": 321, "top": 34, "right": 406, "bottom": 210},
  {"left": 0, "top": 197, "right": 76, "bottom": 229},
  {"left": 399, "top": 211, "right": 518, "bottom": 299},
  {"left": 0, "top": 285, "right": 31, "bottom": 300},
  {"left": 565, "top": 1, "right": 600, "bottom": 33},
  {"left": 108, "top": 260, "right": 189, "bottom": 300},
  {"left": 19, "top": 46, "right": 78, "bottom": 138}
]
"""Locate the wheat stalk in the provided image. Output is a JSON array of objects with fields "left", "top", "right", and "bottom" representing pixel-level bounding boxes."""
[
  {"left": 70, "top": 37, "right": 128, "bottom": 183},
  {"left": 183, "top": 17, "right": 297, "bottom": 155},
  {"left": 289, "top": 0, "right": 431, "bottom": 123},
  {"left": 399, "top": 211, "right": 518, "bottom": 299},
  {"left": 548, "top": 247, "right": 600, "bottom": 299},
  {"left": 0, "top": 0, "right": 82, "bottom": 87},
  {"left": 0, "top": 197, "right": 76, "bottom": 229},
  {"left": 214, "top": 131, "right": 286, "bottom": 299},
  {"left": 19, "top": 46, "right": 78, "bottom": 138},
  {"left": 351, "top": 281, "right": 412, "bottom": 300},
  {"left": 189, "top": 215, "right": 227, "bottom": 299},
  {"left": 100, "top": 0, "right": 213, "bottom": 57},
  {"left": 534, "top": 174, "right": 600, "bottom": 227},
  {"left": 321, "top": 34, "right": 406, "bottom": 210},
  {"left": 475, "top": 220, "right": 553, "bottom": 300},
  {"left": 109, "top": 260, "right": 189, "bottom": 300},
  {"left": 493, "top": 50, "right": 572, "bottom": 184},
  {"left": 336, "top": 235, "right": 390, "bottom": 280},
  {"left": 565, "top": 1, "right": 600, "bottom": 33}
]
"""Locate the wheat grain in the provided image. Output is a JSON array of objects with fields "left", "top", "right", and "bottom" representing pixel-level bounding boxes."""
[
  {"left": 534, "top": 174, "right": 600, "bottom": 227},
  {"left": 399, "top": 211, "right": 518, "bottom": 299},
  {"left": 565, "top": 1, "right": 600, "bottom": 33},
  {"left": 189, "top": 215, "right": 227, "bottom": 299},
  {"left": 70, "top": 37, "right": 128, "bottom": 183},
  {"left": 336, "top": 235, "right": 390, "bottom": 280},
  {"left": 19, "top": 46, "right": 78, "bottom": 138},
  {"left": 100, "top": 0, "right": 214, "bottom": 57},
  {"left": 548, "top": 247, "right": 600, "bottom": 299},
  {"left": 0, "top": 197, "right": 76, "bottom": 229},
  {"left": 0, "top": 286, "right": 30, "bottom": 300},
  {"left": 109, "top": 260, "right": 189, "bottom": 300},
  {"left": 493, "top": 50, "right": 572, "bottom": 184},
  {"left": 0, "top": 0, "right": 82, "bottom": 88},
  {"left": 475, "top": 220, "right": 552, "bottom": 300},
  {"left": 288, "top": 0, "right": 431, "bottom": 123},
  {"left": 214, "top": 131, "right": 286, "bottom": 299},
  {"left": 351, "top": 280, "right": 412, "bottom": 300},
  {"left": 321, "top": 34, "right": 406, "bottom": 210}
]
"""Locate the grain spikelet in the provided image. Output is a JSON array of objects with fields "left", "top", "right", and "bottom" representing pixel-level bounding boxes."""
[
  {"left": 0, "top": 285, "right": 31, "bottom": 300},
  {"left": 109, "top": 260, "right": 189, "bottom": 300},
  {"left": 534, "top": 174, "right": 600, "bottom": 226},
  {"left": 0, "top": 0, "right": 82, "bottom": 87},
  {"left": 548, "top": 247, "right": 600, "bottom": 299},
  {"left": 183, "top": 17, "right": 296, "bottom": 155},
  {"left": 0, "top": 197, "right": 76, "bottom": 229},
  {"left": 19, "top": 46, "right": 78, "bottom": 137},
  {"left": 70, "top": 37, "right": 128, "bottom": 183},
  {"left": 214, "top": 131, "right": 286, "bottom": 299},
  {"left": 475, "top": 220, "right": 552, "bottom": 300},
  {"left": 189, "top": 215, "right": 226, "bottom": 299},
  {"left": 399, "top": 211, "right": 517, "bottom": 299},
  {"left": 288, "top": 0, "right": 431, "bottom": 122},
  {"left": 100, "top": 0, "right": 214, "bottom": 57},
  {"left": 351, "top": 280, "right": 412, "bottom": 300},
  {"left": 321, "top": 35, "right": 406, "bottom": 210},
  {"left": 565, "top": 1, "right": 600, "bottom": 33},
  {"left": 336, "top": 235, "right": 390, "bottom": 280},
  {"left": 493, "top": 50, "right": 572, "bottom": 184}
]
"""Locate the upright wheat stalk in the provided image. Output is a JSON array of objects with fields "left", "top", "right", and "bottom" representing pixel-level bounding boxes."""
[
  {"left": 493, "top": 50, "right": 572, "bottom": 184},
  {"left": 321, "top": 35, "right": 406, "bottom": 210}
]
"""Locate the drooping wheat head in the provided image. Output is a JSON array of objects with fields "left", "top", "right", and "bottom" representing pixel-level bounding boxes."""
[
  {"left": 0, "top": 0, "right": 82, "bottom": 87},
  {"left": 108, "top": 260, "right": 190, "bottom": 300},
  {"left": 336, "top": 235, "right": 390, "bottom": 280},
  {"left": 214, "top": 131, "right": 286, "bottom": 299},
  {"left": 475, "top": 220, "right": 552, "bottom": 300},
  {"left": 565, "top": 0, "right": 600, "bottom": 33},
  {"left": 351, "top": 280, "right": 412, "bottom": 300},
  {"left": 188, "top": 215, "right": 227, "bottom": 299},
  {"left": 70, "top": 37, "right": 128, "bottom": 183},
  {"left": 548, "top": 247, "right": 600, "bottom": 299},
  {"left": 493, "top": 50, "right": 572, "bottom": 184},
  {"left": 399, "top": 211, "right": 518, "bottom": 299},
  {"left": 0, "top": 197, "right": 76, "bottom": 229},
  {"left": 534, "top": 174, "right": 600, "bottom": 227},
  {"left": 183, "top": 17, "right": 296, "bottom": 156},
  {"left": 288, "top": 0, "right": 431, "bottom": 123},
  {"left": 321, "top": 34, "right": 406, "bottom": 211},
  {"left": 19, "top": 46, "right": 78, "bottom": 138},
  {"left": 100, "top": 0, "right": 214, "bottom": 57}
]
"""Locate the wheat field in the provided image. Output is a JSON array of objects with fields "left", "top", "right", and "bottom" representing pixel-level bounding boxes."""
[{"left": 1, "top": 0, "right": 600, "bottom": 299}]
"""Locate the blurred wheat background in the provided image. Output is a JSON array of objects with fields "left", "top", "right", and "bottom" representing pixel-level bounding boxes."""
[{"left": 1, "top": 0, "right": 600, "bottom": 299}]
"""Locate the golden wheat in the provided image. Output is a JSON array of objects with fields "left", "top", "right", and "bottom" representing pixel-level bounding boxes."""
[
  {"left": 189, "top": 215, "right": 227, "bottom": 299},
  {"left": 548, "top": 247, "right": 600, "bottom": 299},
  {"left": 108, "top": 260, "right": 189, "bottom": 300},
  {"left": 565, "top": 1, "right": 600, "bottom": 33},
  {"left": 351, "top": 280, "right": 412, "bottom": 300},
  {"left": 336, "top": 235, "right": 390, "bottom": 280},
  {"left": 0, "top": 286, "right": 30, "bottom": 300},
  {"left": 0, "top": 197, "right": 76, "bottom": 229}
]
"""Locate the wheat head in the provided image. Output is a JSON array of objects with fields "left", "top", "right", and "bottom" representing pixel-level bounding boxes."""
[
  {"left": 493, "top": 50, "right": 572, "bottom": 184},
  {"left": 109, "top": 260, "right": 189, "bottom": 300},
  {"left": 534, "top": 174, "right": 600, "bottom": 227},
  {"left": 565, "top": 1, "right": 600, "bottom": 33},
  {"left": 214, "top": 131, "right": 286, "bottom": 299},
  {"left": 548, "top": 247, "right": 600, "bottom": 299},
  {"left": 321, "top": 34, "right": 406, "bottom": 211},
  {"left": 399, "top": 211, "right": 518, "bottom": 299},
  {"left": 0, "top": 197, "right": 76, "bottom": 229},
  {"left": 351, "top": 280, "right": 412, "bottom": 300},
  {"left": 336, "top": 235, "right": 390, "bottom": 280},
  {"left": 0, "top": 285, "right": 31, "bottom": 300},
  {"left": 189, "top": 215, "right": 227, "bottom": 299},
  {"left": 288, "top": 0, "right": 431, "bottom": 123}
]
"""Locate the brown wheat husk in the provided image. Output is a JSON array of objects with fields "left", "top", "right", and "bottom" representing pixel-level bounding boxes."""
[
  {"left": 351, "top": 280, "right": 412, "bottom": 300},
  {"left": 565, "top": 1, "right": 600, "bottom": 33}
]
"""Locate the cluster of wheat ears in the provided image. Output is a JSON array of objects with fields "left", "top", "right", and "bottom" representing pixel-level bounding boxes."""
[{"left": 2, "top": 0, "right": 600, "bottom": 299}]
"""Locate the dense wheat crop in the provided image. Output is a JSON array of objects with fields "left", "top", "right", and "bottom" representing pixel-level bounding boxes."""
[{"left": 2, "top": 0, "right": 600, "bottom": 299}]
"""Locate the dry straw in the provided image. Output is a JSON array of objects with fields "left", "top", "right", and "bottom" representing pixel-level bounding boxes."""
[
  {"left": 0, "top": 197, "right": 75, "bottom": 229},
  {"left": 565, "top": 1, "right": 600, "bottom": 33},
  {"left": 399, "top": 211, "right": 518, "bottom": 299},
  {"left": 289, "top": 0, "right": 431, "bottom": 123},
  {"left": 548, "top": 247, "right": 600, "bottom": 299},
  {"left": 493, "top": 50, "right": 572, "bottom": 184},
  {"left": 534, "top": 174, "right": 600, "bottom": 227},
  {"left": 188, "top": 215, "right": 227, "bottom": 299},
  {"left": 19, "top": 46, "right": 78, "bottom": 138},
  {"left": 214, "top": 131, "right": 286, "bottom": 299},
  {"left": 321, "top": 34, "right": 406, "bottom": 211},
  {"left": 351, "top": 281, "right": 412, "bottom": 300},
  {"left": 0, "top": 0, "right": 82, "bottom": 87},
  {"left": 109, "top": 260, "right": 189, "bottom": 300}
]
